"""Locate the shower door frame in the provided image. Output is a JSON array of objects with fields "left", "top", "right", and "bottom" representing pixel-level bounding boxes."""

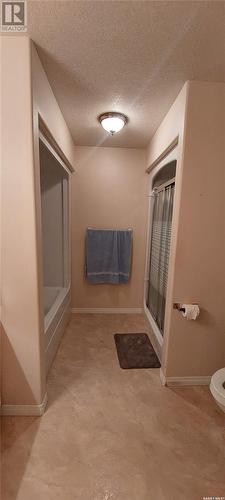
[
  {"left": 38, "top": 130, "right": 72, "bottom": 372},
  {"left": 39, "top": 131, "right": 71, "bottom": 319},
  {"left": 144, "top": 145, "right": 178, "bottom": 360},
  {"left": 147, "top": 178, "right": 175, "bottom": 331}
]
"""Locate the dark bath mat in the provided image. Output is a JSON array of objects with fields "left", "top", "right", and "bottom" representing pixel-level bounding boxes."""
[{"left": 114, "top": 333, "right": 161, "bottom": 369}]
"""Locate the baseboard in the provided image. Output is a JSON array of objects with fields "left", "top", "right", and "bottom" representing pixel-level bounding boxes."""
[
  {"left": 0, "top": 392, "right": 48, "bottom": 416},
  {"left": 71, "top": 307, "right": 143, "bottom": 314},
  {"left": 160, "top": 369, "right": 211, "bottom": 386}
]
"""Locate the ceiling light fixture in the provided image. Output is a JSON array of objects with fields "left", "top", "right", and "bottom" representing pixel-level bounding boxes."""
[{"left": 98, "top": 112, "right": 128, "bottom": 135}]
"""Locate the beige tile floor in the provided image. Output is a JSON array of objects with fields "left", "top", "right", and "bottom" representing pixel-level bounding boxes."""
[{"left": 2, "top": 314, "right": 225, "bottom": 500}]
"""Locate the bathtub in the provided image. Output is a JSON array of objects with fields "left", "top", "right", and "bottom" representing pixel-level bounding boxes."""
[{"left": 44, "top": 285, "right": 71, "bottom": 374}]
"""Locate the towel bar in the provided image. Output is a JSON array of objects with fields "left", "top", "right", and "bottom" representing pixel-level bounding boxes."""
[{"left": 87, "top": 227, "right": 133, "bottom": 232}]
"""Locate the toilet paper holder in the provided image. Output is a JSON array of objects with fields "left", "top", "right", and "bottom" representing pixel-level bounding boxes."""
[
  {"left": 173, "top": 303, "right": 200, "bottom": 320},
  {"left": 173, "top": 303, "right": 186, "bottom": 312},
  {"left": 173, "top": 303, "right": 199, "bottom": 312}
]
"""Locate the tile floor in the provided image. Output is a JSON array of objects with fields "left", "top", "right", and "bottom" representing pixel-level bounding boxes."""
[{"left": 2, "top": 314, "right": 225, "bottom": 500}]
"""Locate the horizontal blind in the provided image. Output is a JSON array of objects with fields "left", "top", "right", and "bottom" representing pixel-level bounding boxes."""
[
  {"left": 147, "top": 190, "right": 163, "bottom": 321},
  {"left": 147, "top": 182, "right": 175, "bottom": 333}
]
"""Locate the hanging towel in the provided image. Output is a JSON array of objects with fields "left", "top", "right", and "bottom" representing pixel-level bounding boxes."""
[{"left": 86, "top": 229, "right": 132, "bottom": 284}]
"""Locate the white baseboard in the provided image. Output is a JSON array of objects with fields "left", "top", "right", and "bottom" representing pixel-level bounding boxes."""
[
  {"left": 71, "top": 307, "right": 143, "bottom": 314},
  {"left": 160, "top": 369, "right": 211, "bottom": 386},
  {"left": 1, "top": 392, "right": 48, "bottom": 416}
]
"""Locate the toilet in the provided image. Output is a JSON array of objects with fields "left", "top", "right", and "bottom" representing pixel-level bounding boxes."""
[{"left": 210, "top": 368, "right": 225, "bottom": 413}]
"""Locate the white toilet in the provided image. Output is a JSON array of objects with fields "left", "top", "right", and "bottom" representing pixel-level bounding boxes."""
[{"left": 210, "top": 368, "right": 225, "bottom": 413}]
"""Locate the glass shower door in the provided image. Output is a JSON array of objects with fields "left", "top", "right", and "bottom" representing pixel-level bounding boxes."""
[
  {"left": 39, "top": 136, "right": 69, "bottom": 318},
  {"left": 147, "top": 181, "right": 175, "bottom": 334}
]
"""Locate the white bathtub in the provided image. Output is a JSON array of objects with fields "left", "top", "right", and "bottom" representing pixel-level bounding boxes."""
[
  {"left": 44, "top": 286, "right": 62, "bottom": 316},
  {"left": 44, "top": 285, "right": 71, "bottom": 374}
]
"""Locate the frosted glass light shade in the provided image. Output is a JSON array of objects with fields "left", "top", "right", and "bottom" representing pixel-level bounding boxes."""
[{"left": 98, "top": 112, "right": 127, "bottom": 135}]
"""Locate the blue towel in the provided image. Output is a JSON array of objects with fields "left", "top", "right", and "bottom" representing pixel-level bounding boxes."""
[{"left": 86, "top": 229, "right": 132, "bottom": 284}]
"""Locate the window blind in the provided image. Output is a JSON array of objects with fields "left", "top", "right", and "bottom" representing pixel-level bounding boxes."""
[{"left": 147, "top": 182, "right": 175, "bottom": 334}]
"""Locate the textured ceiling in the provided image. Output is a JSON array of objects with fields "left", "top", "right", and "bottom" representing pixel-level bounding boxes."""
[{"left": 27, "top": 1, "right": 225, "bottom": 148}]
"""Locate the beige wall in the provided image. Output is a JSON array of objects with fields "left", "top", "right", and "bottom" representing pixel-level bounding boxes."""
[
  {"left": 166, "top": 81, "right": 225, "bottom": 377},
  {"left": 71, "top": 146, "right": 147, "bottom": 309},
  {"left": 1, "top": 37, "right": 45, "bottom": 405},
  {"left": 1, "top": 38, "right": 76, "bottom": 409},
  {"left": 31, "top": 42, "right": 75, "bottom": 296},
  {"left": 31, "top": 44, "right": 75, "bottom": 168},
  {"left": 146, "top": 83, "right": 189, "bottom": 362},
  {"left": 146, "top": 81, "right": 225, "bottom": 378},
  {"left": 146, "top": 83, "right": 188, "bottom": 168},
  {"left": 31, "top": 43, "right": 75, "bottom": 379}
]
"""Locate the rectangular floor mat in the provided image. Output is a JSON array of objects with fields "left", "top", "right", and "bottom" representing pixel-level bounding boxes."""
[{"left": 114, "top": 333, "right": 161, "bottom": 369}]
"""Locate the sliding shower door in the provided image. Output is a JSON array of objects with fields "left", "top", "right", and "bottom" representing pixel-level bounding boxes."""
[
  {"left": 147, "top": 180, "right": 175, "bottom": 334},
  {"left": 39, "top": 136, "right": 69, "bottom": 318}
]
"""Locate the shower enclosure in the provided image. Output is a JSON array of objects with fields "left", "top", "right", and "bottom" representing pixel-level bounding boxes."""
[
  {"left": 145, "top": 150, "right": 177, "bottom": 353},
  {"left": 147, "top": 176, "right": 175, "bottom": 333},
  {"left": 39, "top": 133, "right": 71, "bottom": 371}
]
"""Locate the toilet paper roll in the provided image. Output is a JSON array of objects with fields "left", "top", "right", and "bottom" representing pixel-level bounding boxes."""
[{"left": 181, "top": 304, "right": 200, "bottom": 320}]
